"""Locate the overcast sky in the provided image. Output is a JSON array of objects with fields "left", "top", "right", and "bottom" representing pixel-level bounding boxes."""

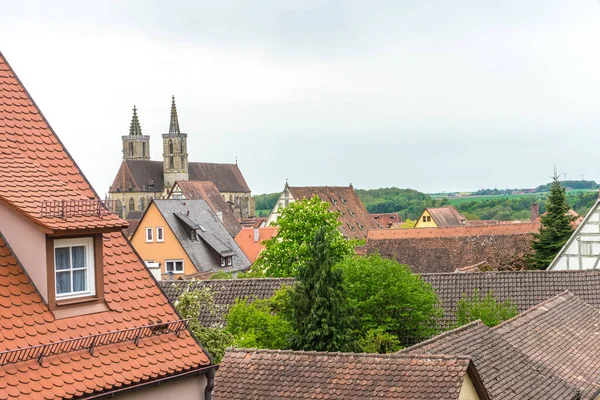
[{"left": 3, "top": 1, "right": 600, "bottom": 195}]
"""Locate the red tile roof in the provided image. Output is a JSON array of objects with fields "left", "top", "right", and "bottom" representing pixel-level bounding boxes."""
[
  {"left": 366, "top": 224, "right": 539, "bottom": 273},
  {"left": 214, "top": 349, "right": 489, "bottom": 400},
  {"left": 234, "top": 227, "right": 278, "bottom": 263},
  {"left": 287, "top": 186, "right": 382, "bottom": 240},
  {"left": 0, "top": 232, "right": 211, "bottom": 399},
  {"left": 0, "top": 52, "right": 126, "bottom": 232},
  {"left": 371, "top": 212, "right": 403, "bottom": 228}
]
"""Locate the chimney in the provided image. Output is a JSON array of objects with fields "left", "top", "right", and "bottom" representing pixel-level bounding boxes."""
[
  {"left": 530, "top": 203, "right": 540, "bottom": 222},
  {"left": 253, "top": 228, "right": 260, "bottom": 243},
  {"left": 217, "top": 211, "right": 223, "bottom": 222}
]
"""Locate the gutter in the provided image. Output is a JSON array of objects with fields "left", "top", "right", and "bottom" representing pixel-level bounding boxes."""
[{"left": 80, "top": 365, "right": 218, "bottom": 399}]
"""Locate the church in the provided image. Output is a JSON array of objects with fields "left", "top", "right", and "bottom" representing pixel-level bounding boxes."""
[{"left": 108, "top": 97, "right": 254, "bottom": 223}]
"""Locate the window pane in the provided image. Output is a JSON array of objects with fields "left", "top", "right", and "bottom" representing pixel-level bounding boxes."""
[
  {"left": 73, "top": 270, "right": 86, "bottom": 292},
  {"left": 55, "top": 248, "right": 70, "bottom": 270},
  {"left": 158, "top": 228, "right": 163, "bottom": 240},
  {"left": 166, "top": 262, "right": 173, "bottom": 272},
  {"left": 56, "top": 271, "right": 71, "bottom": 294},
  {"left": 71, "top": 246, "right": 86, "bottom": 269},
  {"left": 176, "top": 261, "right": 183, "bottom": 271}
]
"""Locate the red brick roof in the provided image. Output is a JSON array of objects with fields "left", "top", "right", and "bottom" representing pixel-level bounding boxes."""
[
  {"left": 366, "top": 224, "right": 539, "bottom": 273},
  {"left": 0, "top": 52, "right": 126, "bottom": 232},
  {"left": 288, "top": 186, "right": 382, "bottom": 240},
  {"left": 213, "top": 349, "right": 489, "bottom": 400},
  {"left": 0, "top": 232, "right": 211, "bottom": 398}
]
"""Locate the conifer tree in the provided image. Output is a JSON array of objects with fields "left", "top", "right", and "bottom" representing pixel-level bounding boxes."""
[
  {"left": 527, "top": 172, "right": 575, "bottom": 269},
  {"left": 291, "top": 227, "right": 355, "bottom": 352}
]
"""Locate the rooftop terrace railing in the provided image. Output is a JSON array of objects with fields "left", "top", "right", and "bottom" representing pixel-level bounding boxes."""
[{"left": 40, "top": 200, "right": 120, "bottom": 219}]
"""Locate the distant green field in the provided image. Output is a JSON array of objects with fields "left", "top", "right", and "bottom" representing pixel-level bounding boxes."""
[{"left": 446, "top": 189, "right": 597, "bottom": 206}]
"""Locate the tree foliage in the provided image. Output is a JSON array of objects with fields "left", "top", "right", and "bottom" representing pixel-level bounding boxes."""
[
  {"left": 400, "top": 219, "right": 416, "bottom": 228},
  {"left": 253, "top": 192, "right": 281, "bottom": 213},
  {"left": 527, "top": 175, "right": 575, "bottom": 269},
  {"left": 290, "top": 227, "right": 356, "bottom": 352},
  {"left": 175, "top": 288, "right": 234, "bottom": 363},
  {"left": 339, "top": 254, "right": 442, "bottom": 347},
  {"left": 254, "top": 196, "right": 353, "bottom": 277},
  {"left": 225, "top": 286, "right": 294, "bottom": 349},
  {"left": 454, "top": 289, "right": 518, "bottom": 327}
]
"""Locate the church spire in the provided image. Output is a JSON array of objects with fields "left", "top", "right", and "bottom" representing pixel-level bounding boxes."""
[
  {"left": 129, "top": 105, "right": 142, "bottom": 136},
  {"left": 169, "top": 95, "right": 181, "bottom": 135}
]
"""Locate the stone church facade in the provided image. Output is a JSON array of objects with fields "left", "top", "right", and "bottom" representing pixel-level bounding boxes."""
[{"left": 108, "top": 97, "right": 254, "bottom": 223}]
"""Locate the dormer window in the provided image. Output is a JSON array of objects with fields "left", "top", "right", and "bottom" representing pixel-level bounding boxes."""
[
  {"left": 221, "top": 256, "right": 232, "bottom": 267},
  {"left": 54, "top": 238, "right": 95, "bottom": 300}
]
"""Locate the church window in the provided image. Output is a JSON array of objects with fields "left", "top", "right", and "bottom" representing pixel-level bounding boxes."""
[
  {"left": 129, "top": 198, "right": 135, "bottom": 211},
  {"left": 169, "top": 139, "right": 174, "bottom": 154},
  {"left": 180, "top": 141, "right": 183, "bottom": 153},
  {"left": 115, "top": 200, "right": 123, "bottom": 218},
  {"left": 128, "top": 142, "right": 133, "bottom": 157},
  {"left": 142, "top": 142, "right": 146, "bottom": 156},
  {"left": 169, "top": 156, "right": 174, "bottom": 169},
  {"left": 139, "top": 197, "right": 146, "bottom": 210}
]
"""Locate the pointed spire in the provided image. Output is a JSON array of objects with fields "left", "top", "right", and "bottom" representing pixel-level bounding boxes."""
[
  {"left": 129, "top": 105, "right": 142, "bottom": 136},
  {"left": 169, "top": 95, "right": 181, "bottom": 135}
]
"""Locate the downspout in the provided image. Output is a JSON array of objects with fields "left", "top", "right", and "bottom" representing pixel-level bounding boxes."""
[{"left": 204, "top": 366, "right": 217, "bottom": 400}]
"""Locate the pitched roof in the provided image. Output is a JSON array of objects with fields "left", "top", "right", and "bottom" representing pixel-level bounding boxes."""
[
  {"left": 371, "top": 212, "right": 403, "bottom": 228},
  {"left": 420, "top": 269, "right": 600, "bottom": 327},
  {"left": 234, "top": 227, "right": 278, "bottom": 263},
  {"left": 170, "top": 180, "right": 242, "bottom": 237},
  {"left": 402, "top": 321, "right": 578, "bottom": 400},
  {"left": 152, "top": 200, "right": 250, "bottom": 273},
  {"left": 287, "top": 186, "right": 381, "bottom": 240},
  {"left": 425, "top": 206, "right": 467, "bottom": 227},
  {"left": 214, "top": 349, "right": 488, "bottom": 400},
  {"left": 0, "top": 231, "right": 211, "bottom": 398},
  {"left": 494, "top": 291, "right": 600, "bottom": 399},
  {"left": 110, "top": 160, "right": 251, "bottom": 194},
  {"left": 0, "top": 52, "right": 126, "bottom": 232},
  {"left": 159, "top": 278, "right": 294, "bottom": 326},
  {"left": 366, "top": 224, "right": 539, "bottom": 273}
]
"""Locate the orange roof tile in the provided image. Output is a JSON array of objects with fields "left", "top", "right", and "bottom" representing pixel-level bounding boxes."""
[
  {"left": 0, "top": 52, "right": 125, "bottom": 231},
  {"left": 234, "top": 227, "right": 278, "bottom": 263},
  {"left": 367, "top": 222, "right": 540, "bottom": 240},
  {"left": 0, "top": 232, "right": 210, "bottom": 398}
]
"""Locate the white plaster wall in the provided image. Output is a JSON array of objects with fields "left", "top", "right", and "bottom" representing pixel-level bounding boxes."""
[
  {"left": 116, "top": 374, "right": 207, "bottom": 400},
  {"left": 458, "top": 373, "right": 481, "bottom": 400},
  {"left": 0, "top": 201, "right": 48, "bottom": 300}
]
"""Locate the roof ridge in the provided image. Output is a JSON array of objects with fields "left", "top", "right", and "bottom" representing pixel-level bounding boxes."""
[
  {"left": 397, "top": 320, "right": 485, "bottom": 354},
  {"left": 226, "top": 348, "right": 471, "bottom": 361},
  {"left": 493, "top": 290, "right": 574, "bottom": 330},
  {"left": 418, "top": 269, "right": 600, "bottom": 277}
]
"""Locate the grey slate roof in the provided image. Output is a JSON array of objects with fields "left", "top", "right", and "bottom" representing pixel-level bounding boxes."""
[
  {"left": 420, "top": 269, "right": 600, "bottom": 328},
  {"left": 494, "top": 292, "right": 600, "bottom": 399},
  {"left": 153, "top": 199, "right": 250, "bottom": 273},
  {"left": 402, "top": 321, "right": 578, "bottom": 400},
  {"left": 159, "top": 278, "right": 294, "bottom": 326}
]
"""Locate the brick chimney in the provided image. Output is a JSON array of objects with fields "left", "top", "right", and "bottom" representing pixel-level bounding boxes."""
[{"left": 530, "top": 203, "right": 540, "bottom": 222}]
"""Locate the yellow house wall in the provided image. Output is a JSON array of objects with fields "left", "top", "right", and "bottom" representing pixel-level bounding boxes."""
[
  {"left": 130, "top": 202, "right": 197, "bottom": 278},
  {"left": 414, "top": 210, "right": 438, "bottom": 228},
  {"left": 458, "top": 373, "right": 481, "bottom": 400}
]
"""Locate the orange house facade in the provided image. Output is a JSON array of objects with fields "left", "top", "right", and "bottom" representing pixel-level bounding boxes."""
[{"left": 131, "top": 201, "right": 196, "bottom": 278}]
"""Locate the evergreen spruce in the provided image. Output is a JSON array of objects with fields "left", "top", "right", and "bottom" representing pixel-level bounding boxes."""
[
  {"left": 527, "top": 173, "right": 575, "bottom": 269},
  {"left": 291, "top": 227, "right": 355, "bottom": 352}
]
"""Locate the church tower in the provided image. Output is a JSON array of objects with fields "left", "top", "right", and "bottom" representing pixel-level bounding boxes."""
[
  {"left": 162, "top": 96, "right": 189, "bottom": 191},
  {"left": 122, "top": 106, "right": 150, "bottom": 160}
]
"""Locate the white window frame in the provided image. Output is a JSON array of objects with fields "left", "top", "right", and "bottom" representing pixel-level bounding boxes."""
[
  {"left": 227, "top": 256, "right": 232, "bottom": 266},
  {"left": 156, "top": 227, "right": 164, "bottom": 242},
  {"left": 221, "top": 257, "right": 226, "bottom": 267},
  {"left": 165, "top": 259, "right": 184, "bottom": 274},
  {"left": 146, "top": 227, "right": 154, "bottom": 243},
  {"left": 54, "top": 237, "right": 96, "bottom": 300}
]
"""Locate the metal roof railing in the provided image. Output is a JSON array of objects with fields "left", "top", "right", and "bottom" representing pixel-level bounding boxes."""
[
  {"left": 0, "top": 319, "right": 190, "bottom": 366},
  {"left": 40, "top": 200, "right": 120, "bottom": 219}
]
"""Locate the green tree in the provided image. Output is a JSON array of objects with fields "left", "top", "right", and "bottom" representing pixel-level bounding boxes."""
[
  {"left": 454, "top": 289, "right": 518, "bottom": 328},
  {"left": 400, "top": 219, "right": 416, "bottom": 228},
  {"left": 225, "top": 286, "right": 294, "bottom": 349},
  {"left": 254, "top": 196, "right": 353, "bottom": 277},
  {"left": 339, "top": 254, "right": 442, "bottom": 348},
  {"left": 527, "top": 174, "right": 575, "bottom": 269},
  {"left": 175, "top": 288, "right": 234, "bottom": 363},
  {"left": 291, "top": 227, "right": 355, "bottom": 352}
]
